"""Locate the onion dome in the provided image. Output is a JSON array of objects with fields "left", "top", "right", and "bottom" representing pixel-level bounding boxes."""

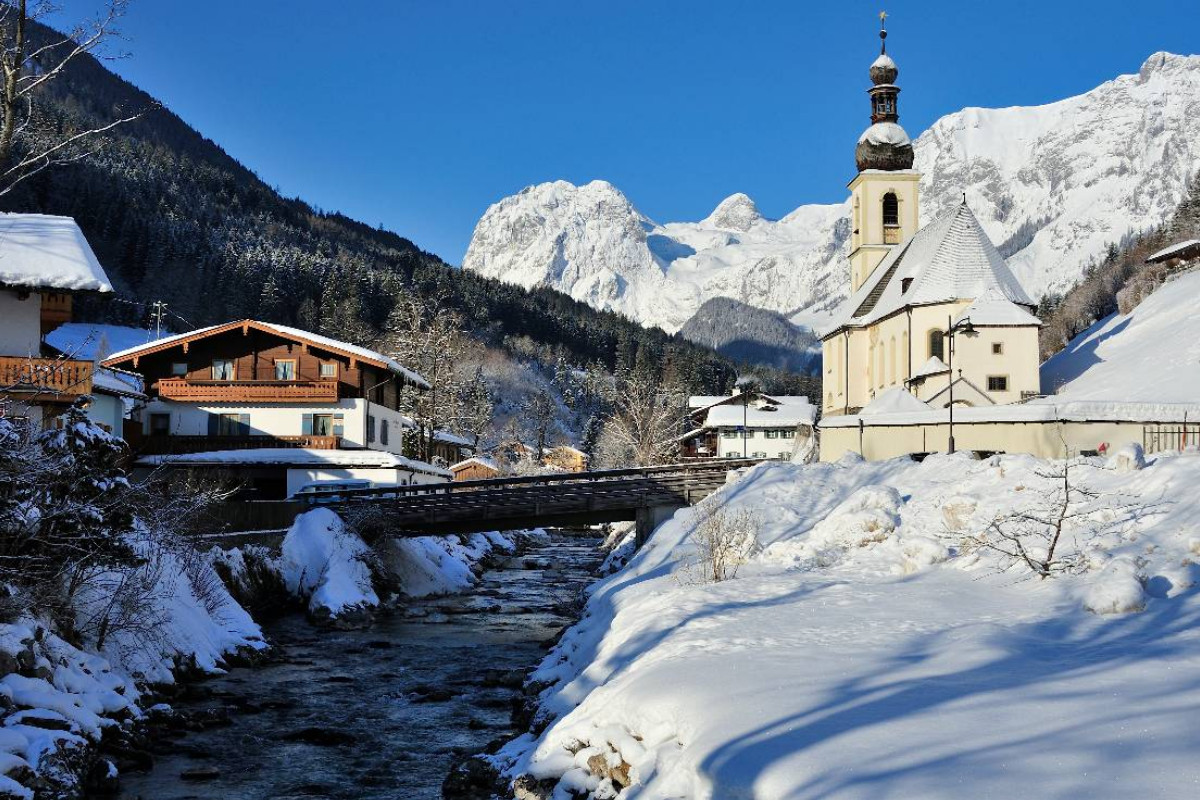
[{"left": 855, "top": 13, "right": 914, "bottom": 172}]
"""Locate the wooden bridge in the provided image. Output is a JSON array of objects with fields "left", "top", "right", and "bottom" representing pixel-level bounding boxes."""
[{"left": 303, "top": 458, "right": 760, "bottom": 544}]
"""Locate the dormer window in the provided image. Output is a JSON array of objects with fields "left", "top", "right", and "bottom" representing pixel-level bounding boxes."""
[{"left": 901, "top": 277, "right": 913, "bottom": 294}]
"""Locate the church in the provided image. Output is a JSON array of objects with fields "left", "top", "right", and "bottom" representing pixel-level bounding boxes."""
[{"left": 821, "top": 18, "right": 1043, "bottom": 420}]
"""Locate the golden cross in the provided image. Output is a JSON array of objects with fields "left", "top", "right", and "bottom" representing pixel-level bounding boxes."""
[{"left": 880, "top": 10, "right": 888, "bottom": 28}]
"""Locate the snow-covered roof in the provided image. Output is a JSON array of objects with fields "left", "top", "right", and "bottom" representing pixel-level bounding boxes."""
[
  {"left": 451, "top": 456, "right": 499, "bottom": 472},
  {"left": 138, "top": 447, "right": 450, "bottom": 476},
  {"left": 857, "top": 121, "right": 910, "bottom": 147},
  {"left": 45, "top": 323, "right": 157, "bottom": 361},
  {"left": 434, "top": 430, "right": 473, "bottom": 447},
  {"left": 820, "top": 400, "right": 1200, "bottom": 428},
  {"left": 104, "top": 320, "right": 429, "bottom": 388},
  {"left": 91, "top": 367, "right": 145, "bottom": 399},
  {"left": 549, "top": 445, "right": 588, "bottom": 457},
  {"left": 954, "top": 288, "right": 1042, "bottom": 327},
  {"left": 704, "top": 397, "right": 817, "bottom": 428},
  {"left": 0, "top": 214, "right": 111, "bottom": 293},
  {"left": 1145, "top": 239, "right": 1200, "bottom": 264},
  {"left": 912, "top": 356, "right": 950, "bottom": 379},
  {"left": 825, "top": 203, "right": 1035, "bottom": 336},
  {"left": 860, "top": 388, "right": 930, "bottom": 416}
]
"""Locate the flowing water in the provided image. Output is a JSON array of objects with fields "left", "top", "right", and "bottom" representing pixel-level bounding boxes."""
[{"left": 115, "top": 531, "right": 603, "bottom": 800}]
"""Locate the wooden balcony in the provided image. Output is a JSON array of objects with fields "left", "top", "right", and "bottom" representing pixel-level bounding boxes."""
[
  {"left": 129, "top": 432, "right": 342, "bottom": 455},
  {"left": 0, "top": 355, "right": 92, "bottom": 400},
  {"left": 155, "top": 378, "right": 340, "bottom": 403}
]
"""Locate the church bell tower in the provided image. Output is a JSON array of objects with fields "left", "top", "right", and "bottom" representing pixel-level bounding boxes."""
[{"left": 847, "top": 13, "right": 920, "bottom": 293}]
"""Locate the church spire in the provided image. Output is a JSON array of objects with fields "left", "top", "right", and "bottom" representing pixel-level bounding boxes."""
[{"left": 855, "top": 11, "right": 913, "bottom": 171}]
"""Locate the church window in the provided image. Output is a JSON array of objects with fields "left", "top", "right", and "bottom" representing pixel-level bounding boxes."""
[
  {"left": 882, "top": 192, "right": 899, "bottom": 227},
  {"left": 992, "top": 342, "right": 1004, "bottom": 355},
  {"left": 889, "top": 337, "right": 897, "bottom": 385},
  {"left": 929, "top": 330, "right": 945, "bottom": 362},
  {"left": 988, "top": 376, "right": 1009, "bottom": 392}
]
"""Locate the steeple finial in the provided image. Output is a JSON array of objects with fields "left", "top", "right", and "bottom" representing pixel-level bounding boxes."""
[{"left": 879, "top": 11, "right": 888, "bottom": 54}]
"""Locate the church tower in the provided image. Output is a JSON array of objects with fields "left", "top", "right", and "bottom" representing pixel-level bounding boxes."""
[{"left": 847, "top": 13, "right": 920, "bottom": 293}]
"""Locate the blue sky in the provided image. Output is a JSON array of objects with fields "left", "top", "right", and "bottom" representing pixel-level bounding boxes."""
[{"left": 54, "top": 1, "right": 1195, "bottom": 264}]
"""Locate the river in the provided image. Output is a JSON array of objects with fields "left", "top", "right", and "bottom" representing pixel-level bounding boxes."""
[{"left": 115, "top": 531, "right": 604, "bottom": 800}]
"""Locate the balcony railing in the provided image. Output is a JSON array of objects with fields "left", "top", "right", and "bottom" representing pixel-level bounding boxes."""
[
  {"left": 0, "top": 356, "right": 93, "bottom": 399},
  {"left": 156, "top": 378, "right": 340, "bottom": 403},
  {"left": 883, "top": 224, "right": 902, "bottom": 245},
  {"left": 128, "top": 432, "right": 342, "bottom": 455}
]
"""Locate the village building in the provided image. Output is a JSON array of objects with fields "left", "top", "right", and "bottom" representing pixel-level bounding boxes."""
[
  {"left": 680, "top": 391, "right": 817, "bottom": 461},
  {"left": 102, "top": 320, "right": 465, "bottom": 497},
  {"left": 817, "top": 25, "right": 1200, "bottom": 462},
  {"left": 450, "top": 455, "right": 501, "bottom": 481},
  {"left": 543, "top": 444, "right": 589, "bottom": 473},
  {"left": 0, "top": 214, "right": 138, "bottom": 432}
]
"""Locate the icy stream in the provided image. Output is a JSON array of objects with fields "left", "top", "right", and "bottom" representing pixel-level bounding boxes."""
[{"left": 114, "top": 531, "right": 604, "bottom": 800}]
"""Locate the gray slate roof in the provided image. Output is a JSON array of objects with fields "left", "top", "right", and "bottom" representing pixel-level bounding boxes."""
[{"left": 824, "top": 202, "right": 1035, "bottom": 336}]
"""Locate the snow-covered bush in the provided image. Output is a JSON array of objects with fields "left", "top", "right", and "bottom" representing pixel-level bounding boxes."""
[
  {"left": 1107, "top": 442, "right": 1146, "bottom": 472},
  {"left": 679, "top": 500, "right": 760, "bottom": 583}
]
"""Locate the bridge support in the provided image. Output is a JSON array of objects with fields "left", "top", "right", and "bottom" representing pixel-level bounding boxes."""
[{"left": 635, "top": 503, "right": 684, "bottom": 548}]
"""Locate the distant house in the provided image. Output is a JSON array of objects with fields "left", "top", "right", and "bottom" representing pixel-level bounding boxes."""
[
  {"left": 1145, "top": 239, "right": 1200, "bottom": 267},
  {"left": 680, "top": 391, "right": 817, "bottom": 461},
  {"left": 544, "top": 444, "right": 589, "bottom": 473},
  {"left": 102, "top": 319, "right": 459, "bottom": 496},
  {"left": 0, "top": 214, "right": 113, "bottom": 427},
  {"left": 450, "top": 456, "right": 501, "bottom": 482}
]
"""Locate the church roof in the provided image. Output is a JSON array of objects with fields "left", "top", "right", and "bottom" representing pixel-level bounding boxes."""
[
  {"left": 954, "top": 288, "right": 1042, "bottom": 327},
  {"left": 823, "top": 202, "right": 1035, "bottom": 337}
]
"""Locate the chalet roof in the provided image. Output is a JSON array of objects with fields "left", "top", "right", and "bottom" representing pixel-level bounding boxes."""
[
  {"left": 91, "top": 367, "right": 145, "bottom": 399},
  {"left": 102, "top": 320, "right": 430, "bottom": 388},
  {"left": 138, "top": 447, "right": 450, "bottom": 476},
  {"left": 702, "top": 397, "right": 817, "bottom": 428},
  {"left": 0, "top": 214, "right": 111, "bottom": 293},
  {"left": 1146, "top": 239, "right": 1200, "bottom": 264},
  {"left": 824, "top": 203, "right": 1035, "bottom": 337},
  {"left": 451, "top": 456, "right": 499, "bottom": 472}
]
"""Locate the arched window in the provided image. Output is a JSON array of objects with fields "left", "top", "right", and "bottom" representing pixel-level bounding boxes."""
[
  {"left": 889, "top": 337, "right": 897, "bottom": 385},
  {"left": 929, "top": 330, "right": 945, "bottom": 362},
  {"left": 882, "top": 192, "right": 899, "bottom": 227},
  {"left": 877, "top": 346, "right": 885, "bottom": 389}
]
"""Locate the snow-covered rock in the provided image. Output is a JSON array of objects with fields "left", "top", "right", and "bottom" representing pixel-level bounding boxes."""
[
  {"left": 464, "top": 53, "right": 1200, "bottom": 334},
  {"left": 280, "top": 509, "right": 380, "bottom": 627}
]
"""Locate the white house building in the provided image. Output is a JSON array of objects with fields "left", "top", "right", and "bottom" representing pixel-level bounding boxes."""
[{"left": 681, "top": 392, "right": 817, "bottom": 461}]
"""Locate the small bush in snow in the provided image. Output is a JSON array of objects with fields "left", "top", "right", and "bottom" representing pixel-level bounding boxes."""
[
  {"left": 1106, "top": 442, "right": 1146, "bottom": 473},
  {"left": 680, "top": 500, "right": 760, "bottom": 584}
]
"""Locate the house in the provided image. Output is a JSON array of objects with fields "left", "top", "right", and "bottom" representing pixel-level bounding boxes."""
[
  {"left": 0, "top": 214, "right": 113, "bottom": 426},
  {"left": 101, "top": 319, "right": 454, "bottom": 496},
  {"left": 544, "top": 445, "right": 589, "bottom": 473},
  {"left": 450, "top": 456, "right": 501, "bottom": 481},
  {"left": 1145, "top": 239, "right": 1200, "bottom": 267},
  {"left": 680, "top": 391, "right": 817, "bottom": 461}
]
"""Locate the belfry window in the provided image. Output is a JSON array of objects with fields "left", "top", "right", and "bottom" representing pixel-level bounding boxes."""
[{"left": 882, "top": 192, "right": 899, "bottom": 227}]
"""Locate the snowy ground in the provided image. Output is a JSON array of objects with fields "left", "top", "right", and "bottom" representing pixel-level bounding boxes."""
[{"left": 499, "top": 453, "right": 1200, "bottom": 798}]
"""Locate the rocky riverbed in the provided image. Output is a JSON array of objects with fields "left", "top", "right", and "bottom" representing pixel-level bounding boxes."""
[{"left": 111, "top": 531, "right": 604, "bottom": 800}]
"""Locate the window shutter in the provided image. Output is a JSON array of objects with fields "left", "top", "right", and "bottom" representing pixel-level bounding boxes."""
[
  {"left": 367, "top": 416, "right": 376, "bottom": 442},
  {"left": 239, "top": 414, "right": 250, "bottom": 436},
  {"left": 302, "top": 414, "right": 313, "bottom": 435},
  {"left": 333, "top": 414, "right": 344, "bottom": 437},
  {"left": 207, "top": 413, "right": 218, "bottom": 436}
]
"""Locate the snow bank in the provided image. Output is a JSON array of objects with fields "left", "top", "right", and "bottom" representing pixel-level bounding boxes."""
[
  {"left": 498, "top": 453, "right": 1200, "bottom": 798},
  {"left": 280, "top": 509, "right": 379, "bottom": 626},
  {"left": 378, "top": 529, "right": 525, "bottom": 598}
]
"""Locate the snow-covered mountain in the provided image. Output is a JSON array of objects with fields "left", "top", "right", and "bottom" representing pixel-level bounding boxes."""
[{"left": 463, "top": 52, "right": 1200, "bottom": 335}]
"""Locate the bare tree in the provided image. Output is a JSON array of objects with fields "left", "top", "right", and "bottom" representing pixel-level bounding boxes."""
[
  {"left": 595, "top": 373, "right": 686, "bottom": 468},
  {"left": 521, "top": 388, "right": 557, "bottom": 460},
  {"left": 0, "top": 0, "right": 146, "bottom": 196}
]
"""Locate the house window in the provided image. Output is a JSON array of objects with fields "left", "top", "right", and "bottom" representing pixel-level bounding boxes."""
[
  {"left": 274, "top": 359, "right": 297, "bottom": 380},
  {"left": 781, "top": 429, "right": 796, "bottom": 439},
  {"left": 170, "top": 362, "right": 187, "bottom": 377},
  {"left": 765, "top": 430, "right": 780, "bottom": 439},
  {"left": 211, "top": 359, "right": 235, "bottom": 381},
  {"left": 725, "top": 451, "right": 739, "bottom": 459},
  {"left": 149, "top": 413, "right": 170, "bottom": 436},
  {"left": 319, "top": 362, "right": 338, "bottom": 378},
  {"left": 210, "top": 413, "right": 249, "bottom": 437},
  {"left": 380, "top": 420, "right": 389, "bottom": 446},
  {"left": 987, "top": 376, "right": 1009, "bottom": 392},
  {"left": 751, "top": 451, "right": 768, "bottom": 459},
  {"left": 992, "top": 342, "right": 1004, "bottom": 355},
  {"left": 778, "top": 452, "right": 791, "bottom": 460},
  {"left": 303, "top": 413, "right": 345, "bottom": 437},
  {"left": 929, "top": 330, "right": 945, "bottom": 362},
  {"left": 882, "top": 192, "right": 899, "bottom": 227},
  {"left": 367, "top": 415, "right": 376, "bottom": 443},
  {"left": 722, "top": 429, "right": 738, "bottom": 439}
]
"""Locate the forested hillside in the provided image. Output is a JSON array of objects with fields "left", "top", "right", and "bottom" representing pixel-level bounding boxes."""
[{"left": 0, "top": 20, "right": 743, "bottom": 401}]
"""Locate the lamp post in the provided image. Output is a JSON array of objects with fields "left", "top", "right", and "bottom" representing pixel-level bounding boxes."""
[{"left": 945, "top": 315, "right": 977, "bottom": 454}]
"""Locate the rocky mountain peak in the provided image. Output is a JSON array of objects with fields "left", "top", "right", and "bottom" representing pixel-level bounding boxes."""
[{"left": 702, "top": 193, "right": 763, "bottom": 232}]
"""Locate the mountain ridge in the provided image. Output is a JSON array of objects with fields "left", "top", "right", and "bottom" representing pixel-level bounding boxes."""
[{"left": 463, "top": 51, "right": 1200, "bottom": 336}]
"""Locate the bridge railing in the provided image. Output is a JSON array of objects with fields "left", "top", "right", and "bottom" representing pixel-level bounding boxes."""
[{"left": 299, "top": 458, "right": 763, "bottom": 503}]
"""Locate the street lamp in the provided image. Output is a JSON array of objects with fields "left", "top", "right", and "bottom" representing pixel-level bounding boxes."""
[{"left": 945, "top": 315, "right": 977, "bottom": 454}]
